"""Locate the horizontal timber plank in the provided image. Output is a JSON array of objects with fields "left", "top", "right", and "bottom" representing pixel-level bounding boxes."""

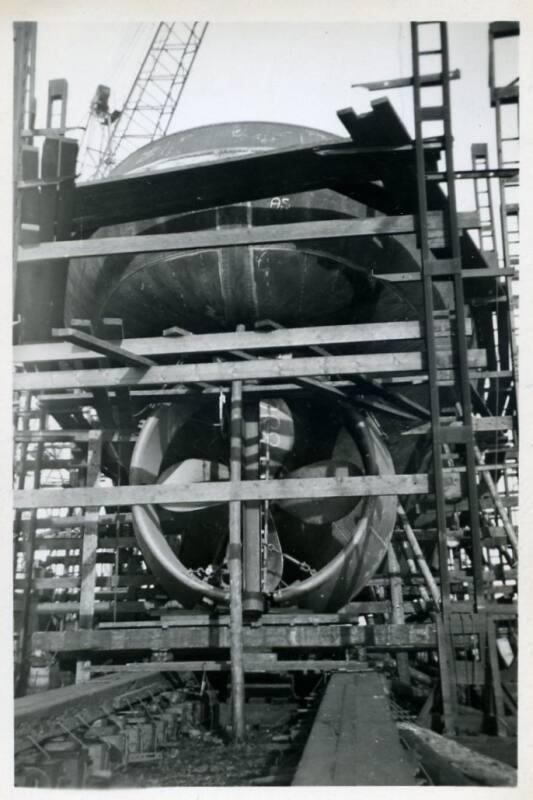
[
  {"left": 14, "top": 349, "right": 487, "bottom": 392},
  {"left": 37, "top": 374, "right": 473, "bottom": 407},
  {"left": 20, "top": 212, "right": 480, "bottom": 263},
  {"left": 14, "top": 474, "right": 428, "bottom": 509},
  {"left": 91, "top": 660, "right": 373, "bottom": 674},
  {"left": 14, "top": 429, "right": 137, "bottom": 443},
  {"left": 403, "top": 415, "right": 514, "bottom": 436},
  {"left": 53, "top": 327, "right": 156, "bottom": 367},
  {"left": 32, "top": 623, "right": 439, "bottom": 652},
  {"left": 16, "top": 575, "right": 154, "bottom": 589},
  {"left": 97, "top": 606, "right": 401, "bottom": 628},
  {"left": 293, "top": 672, "right": 417, "bottom": 785},
  {"left": 15, "top": 601, "right": 147, "bottom": 614},
  {"left": 374, "top": 267, "right": 516, "bottom": 282},
  {"left": 17, "top": 513, "right": 133, "bottom": 529},
  {"left": 32, "top": 381, "right": 384, "bottom": 411},
  {"left": 29, "top": 536, "right": 140, "bottom": 549},
  {"left": 15, "top": 671, "right": 167, "bottom": 724},
  {"left": 13, "top": 319, "right": 465, "bottom": 365}
]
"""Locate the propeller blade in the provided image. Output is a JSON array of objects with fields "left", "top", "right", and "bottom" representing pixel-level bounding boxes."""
[
  {"left": 157, "top": 458, "right": 229, "bottom": 512},
  {"left": 277, "top": 459, "right": 363, "bottom": 525},
  {"left": 258, "top": 399, "right": 294, "bottom": 476}
]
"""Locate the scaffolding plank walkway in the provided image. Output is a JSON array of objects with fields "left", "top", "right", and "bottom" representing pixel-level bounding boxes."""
[
  {"left": 14, "top": 348, "right": 487, "bottom": 392},
  {"left": 292, "top": 671, "right": 417, "bottom": 785},
  {"left": 18, "top": 211, "right": 480, "bottom": 263}
]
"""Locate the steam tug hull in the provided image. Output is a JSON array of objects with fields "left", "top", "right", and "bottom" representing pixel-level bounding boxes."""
[{"left": 64, "top": 122, "right": 453, "bottom": 612}]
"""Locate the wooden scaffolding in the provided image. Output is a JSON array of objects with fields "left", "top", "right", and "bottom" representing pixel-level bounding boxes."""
[{"left": 13, "top": 21, "right": 518, "bottom": 740}]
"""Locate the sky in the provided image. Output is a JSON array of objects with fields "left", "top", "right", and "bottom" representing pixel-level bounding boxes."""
[{"left": 30, "top": 20, "right": 519, "bottom": 206}]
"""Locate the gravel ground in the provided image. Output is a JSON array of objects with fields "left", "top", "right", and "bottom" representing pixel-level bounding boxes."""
[{"left": 111, "top": 713, "right": 310, "bottom": 787}]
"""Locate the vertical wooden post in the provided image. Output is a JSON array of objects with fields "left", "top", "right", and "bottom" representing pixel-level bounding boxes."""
[
  {"left": 14, "top": 392, "right": 31, "bottom": 582},
  {"left": 387, "top": 544, "right": 410, "bottom": 685},
  {"left": 13, "top": 23, "right": 37, "bottom": 292},
  {"left": 474, "top": 446, "right": 518, "bottom": 556},
  {"left": 397, "top": 503, "right": 441, "bottom": 608},
  {"left": 487, "top": 616, "right": 506, "bottom": 736},
  {"left": 242, "top": 400, "right": 263, "bottom": 614},
  {"left": 15, "top": 407, "right": 45, "bottom": 697},
  {"left": 228, "top": 377, "right": 245, "bottom": 741},
  {"left": 77, "top": 429, "right": 103, "bottom": 683},
  {"left": 436, "top": 615, "right": 459, "bottom": 735}
]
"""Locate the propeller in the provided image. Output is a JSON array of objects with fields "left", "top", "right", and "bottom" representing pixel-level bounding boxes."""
[
  {"left": 129, "top": 398, "right": 398, "bottom": 611},
  {"left": 155, "top": 397, "right": 362, "bottom": 526}
]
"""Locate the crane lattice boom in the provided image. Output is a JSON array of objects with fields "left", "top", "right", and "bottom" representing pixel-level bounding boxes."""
[{"left": 90, "top": 21, "right": 208, "bottom": 179}]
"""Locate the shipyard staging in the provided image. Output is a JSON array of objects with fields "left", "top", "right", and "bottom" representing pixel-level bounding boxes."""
[{"left": 12, "top": 21, "right": 518, "bottom": 788}]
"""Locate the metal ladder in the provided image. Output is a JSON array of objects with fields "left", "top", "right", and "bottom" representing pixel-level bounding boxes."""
[
  {"left": 489, "top": 22, "right": 519, "bottom": 412},
  {"left": 471, "top": 143, "right": 498, "bottom": 262},
  {"left": 410, "top": 21, "right": 488, "bottom": 733}
]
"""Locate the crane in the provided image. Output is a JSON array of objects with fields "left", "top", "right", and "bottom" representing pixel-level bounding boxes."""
[{"left": 78, "top": 21, "right": 208, "bottom": 180}]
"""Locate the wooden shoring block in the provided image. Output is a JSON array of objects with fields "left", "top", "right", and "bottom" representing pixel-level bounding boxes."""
[
  {"left": 14, "top": 349, "right": 488, "bottom": 392},
  {"left": 14, "top": 473, "right": 429, "bottom": 510}
]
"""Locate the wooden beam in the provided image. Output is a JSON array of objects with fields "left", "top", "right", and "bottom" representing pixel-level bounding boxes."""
[
  {"left": 397, "top": 722, "right": 516, "bottom": 786},
  {"left": 18, "top": 211, "right": 480, "bottom": 264},
  {"left": 14, "top": 430, "right": 137, "bottom": 443},
  {"left": 14, "top": 473, "right": 429, "bottom": 510},
  {"left": 14, "top": 349, "right": 487, "bottom": 392},
  {"left": 52, "top": 327, "right": 155, "bottom": 367},
  {"left": 31, "top": 622, "right": 440, "bottom": 653},
  {"left": 14, "top": 670, "right": 168, "bottom": 731},
  {"left": 404, "top": 415, "right": 513, "bottom": 436},
  {"left": 17, "top": 575, "right": 152, "bottom": 590},
  {"left": 15, "top": 320, "right": 462, "bottom": 365},
  {"left": 79, "top": 431, "right": 102, "bottom": 630},
  {"left": 387, "top": 545, "right": 411, "bottom": 684},
  {"left": 30, "top": 378, "right": 427, "bottom": 410},
  {"left": 17, "top": 600, "right": 146, "bottom": 615},
  {"left": 29, "top": 535, "right": 134, "bottom": 550},
  {"left": 228, "top": 376, "right": 245, "bottom": 741},
  {"left": 91, "top": 660, "right": 373, "bottom": 674}
]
